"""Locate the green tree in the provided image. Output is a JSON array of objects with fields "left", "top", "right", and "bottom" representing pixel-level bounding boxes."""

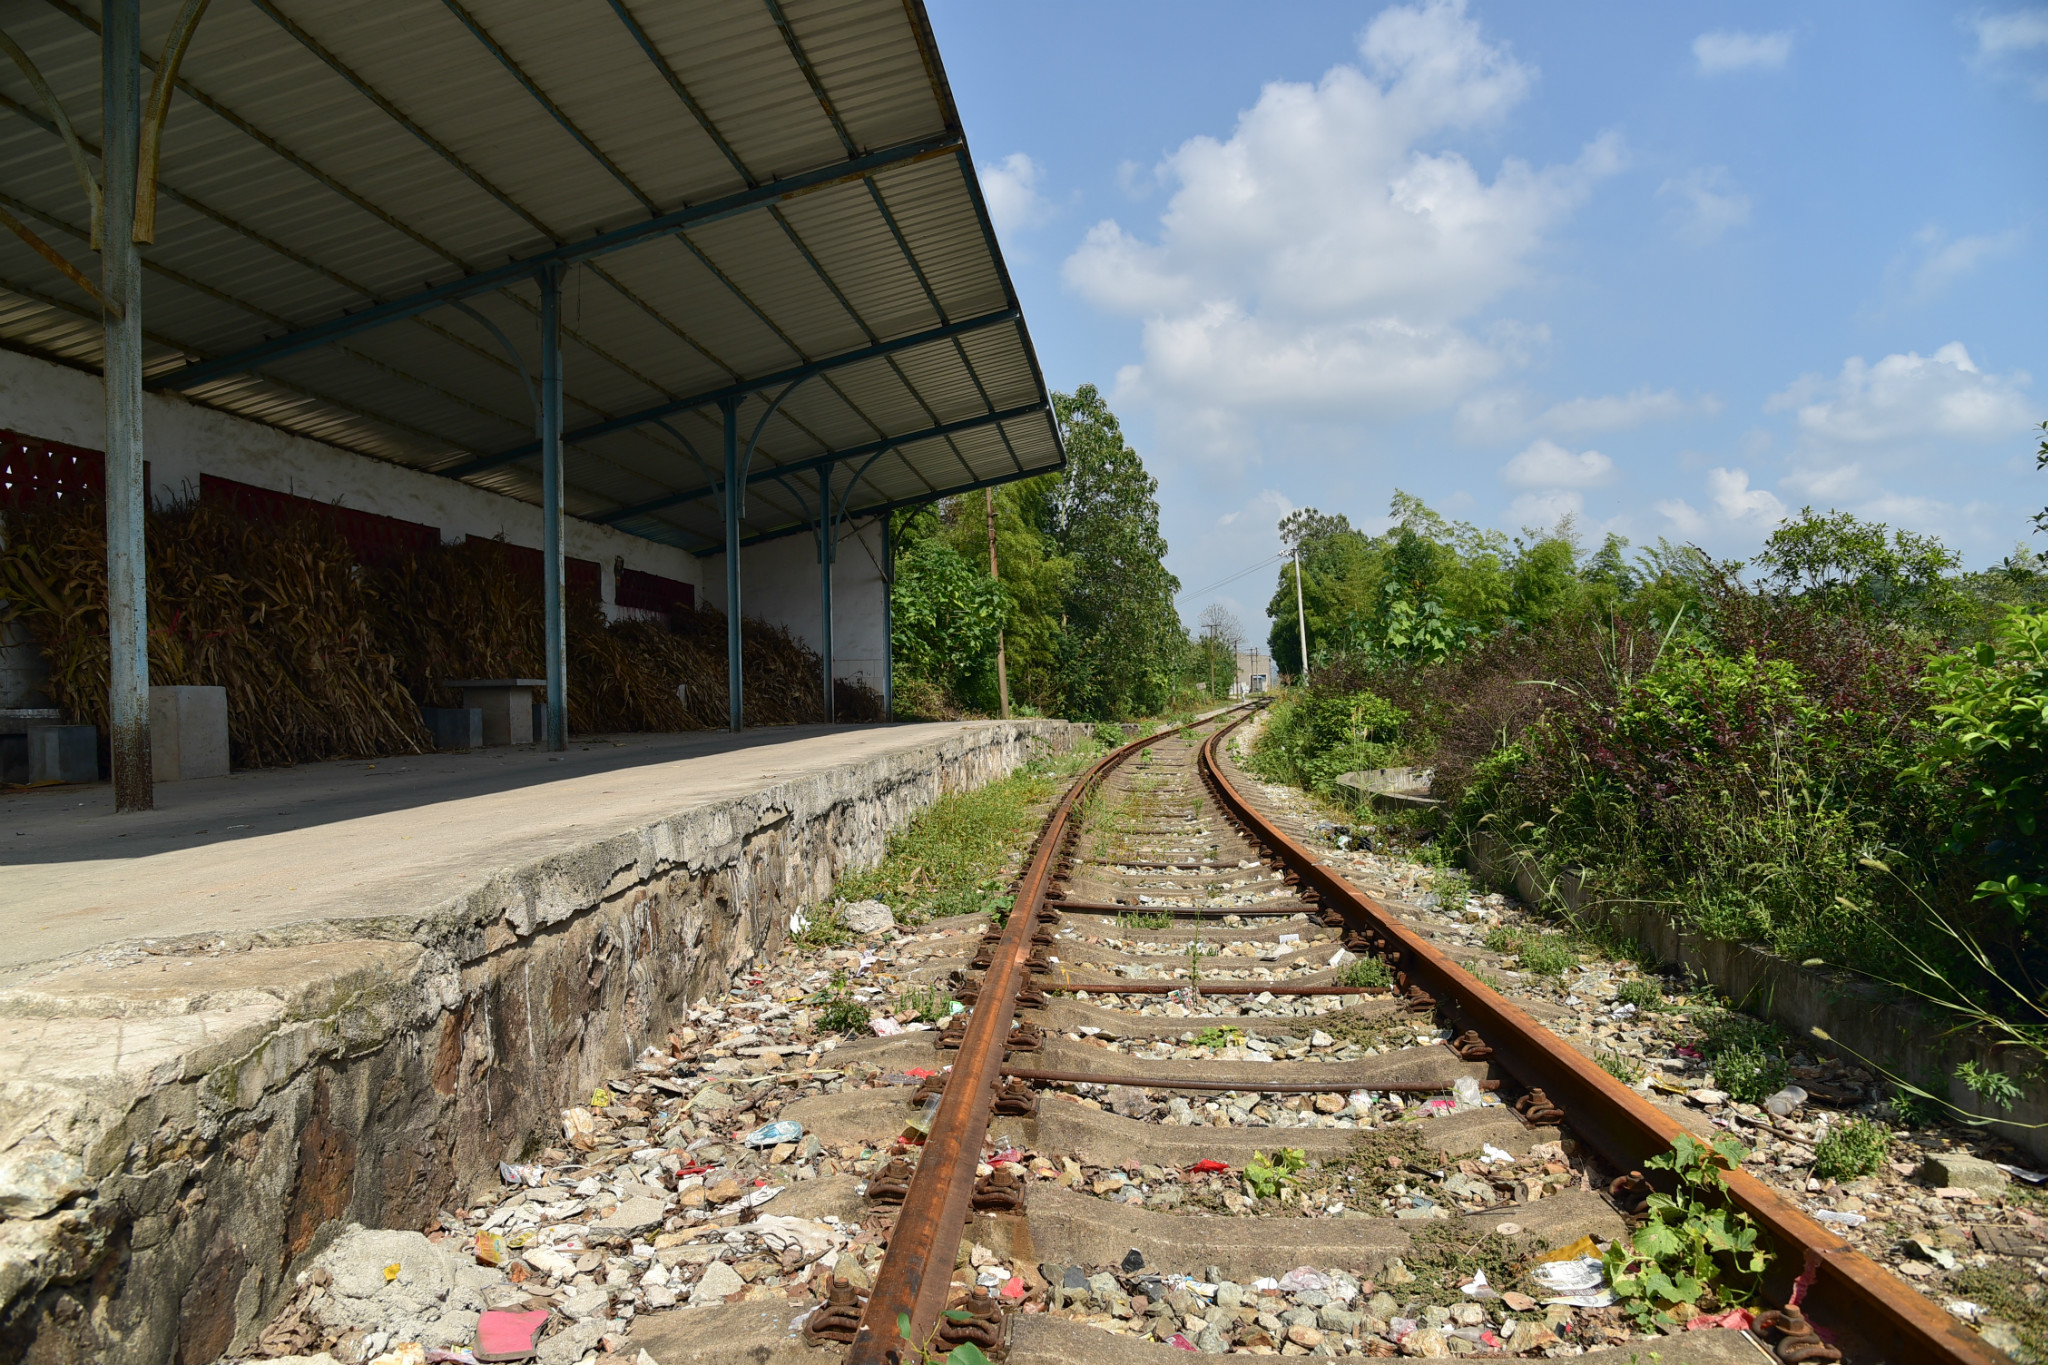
[
  {"left": 1753, "top": 506, "right": 1961, "bottom": 625},
  {"left": 890, "top": 537, "right": 1006, "bottom": 706},
  {"left": 1049, "top": 385, "right": 1186, "bottom": 719}
]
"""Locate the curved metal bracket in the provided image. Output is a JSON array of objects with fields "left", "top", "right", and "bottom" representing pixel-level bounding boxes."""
[
  {"left": 828, "top": 448, "right": 890, "bottom": 566},
  {"left": 449, "top": 298, "right": 539, "bottom": 430},
  {"left": 0, "top": 203, "right": 117, "bottom": 314},
  {"left": 0, "top": 28, "right": 103, "bottom": 248},
  {"left": 134, "top": 0, "right": 212, "bottom": 244},
  {"left": 652, "top": 417, "right": 719, "bottom": 497},
  {"left": 736, "top": 372, "right": 817, "bottom": 518}
]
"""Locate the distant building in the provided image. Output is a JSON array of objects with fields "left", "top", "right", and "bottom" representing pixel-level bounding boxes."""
[{"left": 1233, "top": 649, "right": 1271, "bottom": 698}]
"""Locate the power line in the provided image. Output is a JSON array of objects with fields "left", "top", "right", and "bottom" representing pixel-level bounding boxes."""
[{"left": 1183, "top": 551, "right": 1285, "bottom": 600}]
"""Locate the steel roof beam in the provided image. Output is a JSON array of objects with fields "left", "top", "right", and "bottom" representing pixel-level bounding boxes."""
[
  {"left": 716, "top": 461, "right": 1045, "bottom": 554},
  {"left": 146, "top": 130, "right": 962, "bottom": 393},
  {"left": 437, "top": 306, "right": 1017, "bottom": 479},
  {"left": 595, "top": 402, "right": 1042, "bottom": 526}
]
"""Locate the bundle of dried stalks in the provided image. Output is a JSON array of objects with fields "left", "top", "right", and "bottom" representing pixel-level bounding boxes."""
[
  {"left": 2, "top": 499, "right": 886, "bottom": 769},
  {"left": 0, "top": 498, "right": 427, "bottom": 766}
]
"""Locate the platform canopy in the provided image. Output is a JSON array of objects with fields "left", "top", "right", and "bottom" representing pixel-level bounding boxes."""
[{"left": 0, "top": 0, "right": 1061, "bottom": 551}]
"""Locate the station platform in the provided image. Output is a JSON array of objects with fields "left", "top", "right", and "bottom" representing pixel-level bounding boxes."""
[{"left": 0, "top": 721, "right": 1050, "bottom": 978}]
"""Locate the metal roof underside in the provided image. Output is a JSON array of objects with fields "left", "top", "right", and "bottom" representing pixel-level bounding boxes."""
[{"left": 0, "top": 0, "right": 1060, "bottom": 552}]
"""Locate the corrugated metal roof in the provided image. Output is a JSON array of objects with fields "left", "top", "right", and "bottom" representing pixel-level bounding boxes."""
[{"left": 0, "top": 0, "right": 1059, "bottom": 550}]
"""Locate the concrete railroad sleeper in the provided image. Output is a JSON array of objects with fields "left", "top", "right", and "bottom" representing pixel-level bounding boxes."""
[{"left": 829, "top": 705, "right": 1999, "bottom": 1364}]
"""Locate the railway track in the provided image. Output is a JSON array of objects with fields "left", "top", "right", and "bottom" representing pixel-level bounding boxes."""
[{"left": 800, "top": 705, "right": 2003, "bottom": 1364}]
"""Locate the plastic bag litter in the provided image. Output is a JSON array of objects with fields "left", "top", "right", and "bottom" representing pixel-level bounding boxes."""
[
  {"left": 1530, "top": 1256, "right": 1614, "bottom": 1307},
  {"left": 499, "top": 1161, "right": 546, "bottom": 1186},
  {"left": 1460, "top": 1268, "right": 1497, "bottom": 1299},
  {"left": 744, "top": 1120, "right": 803, "bottom": 1148},
  {"left": 1452, "top": 1076, "right": 1484, "bottom": 1108},
  {"left": 1480, "top": 1143, "right": 1514, "bottom": 1164},
  {"left": 1764, "top": 1085, "right": 1809, "bottom": 1118},
  {"left": 1812, "top": 1208, "right": 1866, "bottom": 1227},
  {"left": 870, "top": 1016, "right": 904, "bottom": 1036},
  {"left": 1278, "top": 1267, "right": 1328, "bottom": 1292}
]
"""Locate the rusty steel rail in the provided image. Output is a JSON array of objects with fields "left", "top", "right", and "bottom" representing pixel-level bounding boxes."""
[
  {"left": 844, "top": 708, "right": 1251, "bottom": 1363},
  {"left": 1196, "top": 712, "right": 2004, "bottom": 1365}
]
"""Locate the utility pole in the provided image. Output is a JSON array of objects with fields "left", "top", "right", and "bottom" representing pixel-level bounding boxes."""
[
  {"left": 1292, "top": 545, "right": 1310, "bottom": 685},
  {"left": 986, "top": 487, "right": 1009, "bottom": 719}
]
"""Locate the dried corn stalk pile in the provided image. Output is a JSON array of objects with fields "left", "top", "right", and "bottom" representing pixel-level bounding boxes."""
[
  {"left": 1, "top": 498, "right": 885, "bottom": 769},
  {"left": 0, "top": 498, "right": 427, "bottom": 767}
]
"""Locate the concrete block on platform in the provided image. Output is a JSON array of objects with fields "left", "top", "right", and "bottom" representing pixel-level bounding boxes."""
[
  {"left": 422, "top": 707, "right": 483, "bottom": 751},
  {"left": 27, "top": 724, "right": 95, "bottom": 783},
  {"left": 443, "top": 678, "right": 540, "bottom": 746},
  {"left": 149, "top": 685, "right": 230, "bottom": 780}
]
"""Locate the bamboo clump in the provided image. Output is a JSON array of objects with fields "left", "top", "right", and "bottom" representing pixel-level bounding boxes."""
[{"left": 0, "top": 496, "right": 882, "bottom": 770}]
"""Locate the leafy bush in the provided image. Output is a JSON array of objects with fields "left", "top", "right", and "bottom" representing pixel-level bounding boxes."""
[
  {"left": 1617, "top": 978, "right": 1667, "bottom": 1010},
  {"left": 1247, "top": 690, "right": 1407, "bottom": 801},
  {"left": 1093, "top": 721, "right": 1128, "bottom": 748},
  {"left": 1919, "top": 607, "right": 2048, "bottom": 935},
  {"left": 1517, "top": 935, "right": 1578, "bottom": 976},
  {"left": 1603, "top": 1133, "right": 1768, "bottom": 1326},
  {"left": 1244, "top": 1147, "right": 1307, "bottom": 1198},
  {"left": 1336, "top": 956, "right": 1392, "bottom": 987},
  {"left": 815, "top": 974, "right": 871, "bottom": 1035},
  {"left": 1812, "top": 1117, "right": 1891, "bottom": 1181},
  {"left": 1598, "top": 1050, "right": 1645, "bottom": 1085},
  {"left": 1701, "top": 1014, "right": 1790, "bottom": 1104}
]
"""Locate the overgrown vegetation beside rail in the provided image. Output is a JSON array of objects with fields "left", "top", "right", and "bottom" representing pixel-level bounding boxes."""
[
  {"left": 1246, "top": 447, "right": 2048, "bottom": 1113},
  {"left": 811, "top": 736, "right": 1104, "bottom": 935}
]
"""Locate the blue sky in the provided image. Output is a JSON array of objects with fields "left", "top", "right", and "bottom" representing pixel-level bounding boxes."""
[{"left": 927, "top": 0, "right": 2048, "bottom": 634}]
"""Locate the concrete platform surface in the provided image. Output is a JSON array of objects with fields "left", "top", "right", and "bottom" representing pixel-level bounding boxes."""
[{"left": 1, "top": 722, "right": 1013, "bottom": 979}]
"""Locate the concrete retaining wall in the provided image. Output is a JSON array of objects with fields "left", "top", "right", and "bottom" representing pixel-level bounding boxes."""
[
  {"left": 0, "top": 719, "right": 1086, "bottom": 1364},
  {"left": 1466, "top": 831, "right": 2048, "bottom": 1166}
]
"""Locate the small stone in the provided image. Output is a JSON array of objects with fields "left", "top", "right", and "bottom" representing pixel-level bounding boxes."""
[
  {"left": 562, "top": 1285, "right": 612, "bottom": 1320},
  {"left": 1401, "top": 1325, "right": 1449, "bottom": 1357},
  {"left": 1383, "top": 1258, "right": 1416, "bottom": 1285},
  {"left": 1688, "top": 1088, "right": 1726, "bottom": 1107},
  {"left": 1310, "top": 1031, "right": 1334, "bottom": 1048},
  {"left": 1286, "top": 1323, "right": 1324, "bottom": 1347},
  {"left": 1121, "top": 1247, "right": 1146, "bottom": 1274},
  {"left": 1923, "top": 1154, "right": 2009, "bottom": 1196},
  {"left": 691, "top": 1261, "right": 744, "bottom": 1304},
  {"left": 591, "top": 1196, "right": 665, "bottom": 1237},
  {"left": 705, "top": 1177, "right": 743, "bottom": 1204},
  {"left": 1195, "top": 1323, "right": 1228, "bottom": 1353},
  {"left": 839, "top": 899, "right": 895, "bottom": 934},
  {"left": 1501, "top": 1291, "right": 1536, "bottom": 1311},
  {"left": 1313, "top": 1093, "right": 1346, "bottom": 1115}
]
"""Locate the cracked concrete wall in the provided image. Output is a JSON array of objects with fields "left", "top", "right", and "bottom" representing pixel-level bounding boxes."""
[{"left": 0, "top": 720, "right": 1084, "bottom": 1364}]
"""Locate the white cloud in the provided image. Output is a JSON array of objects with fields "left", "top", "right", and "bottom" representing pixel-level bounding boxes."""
[
  {"left": 1501, "top": 438, "right": 1615, "bottom": 488},
  {"left": 1654, "top": 467, "right": 1786, "bottom": 539},
  {"left": 1975, "top": 9, "right": 2048, "bottom": 53},
  {"left": 1659, "top": 167, "right": 1751, "bottom": 244},
  {"left": 1507, "top": 488, "right": 1584, "bottom": 525},
  {"left": 1890, "top": 226, "right": 2026, "bottom": 304},
  {"left": 979, "top": 152, "right": 1050, "bottom": 235},
  {"left": 1968, "top": 9, "right": 2048, "bottom": 98},
  {"left": 1062, "top": 0, "right": 1621, "bottom": 451},
  {"left": 1457, "top": 385, "right": 1719, "bottom": 440},
  {"left": 1767, "top": 343, "right": 2035, "bottom": 446},
  {"left": 1692, "top": 30, "right": 1794, "bottom": 74}
]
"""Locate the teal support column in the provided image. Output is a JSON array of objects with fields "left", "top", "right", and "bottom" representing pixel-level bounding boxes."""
[
  {"left": 103, "top": 0, "right": 150, "bottom": 811},
  {"left": 539, "top": 263, "right": 566, "bottom": 751},
  {"left": 722, "top": 397, "right": 742, "bottom": 732},
  {"left": 881, "top": 515, "right": 894, "bottom": 722},
  {"left": 819, "top": 477, "right": 834, "bottom": 722}
]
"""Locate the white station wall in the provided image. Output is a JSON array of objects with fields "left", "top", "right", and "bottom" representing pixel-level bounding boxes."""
[
  {"left": 700, "top": 519, "right": 887, "bottom": 695},
  {"left": 0, "top": 347, "right": 705, "bottom": 593}
]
